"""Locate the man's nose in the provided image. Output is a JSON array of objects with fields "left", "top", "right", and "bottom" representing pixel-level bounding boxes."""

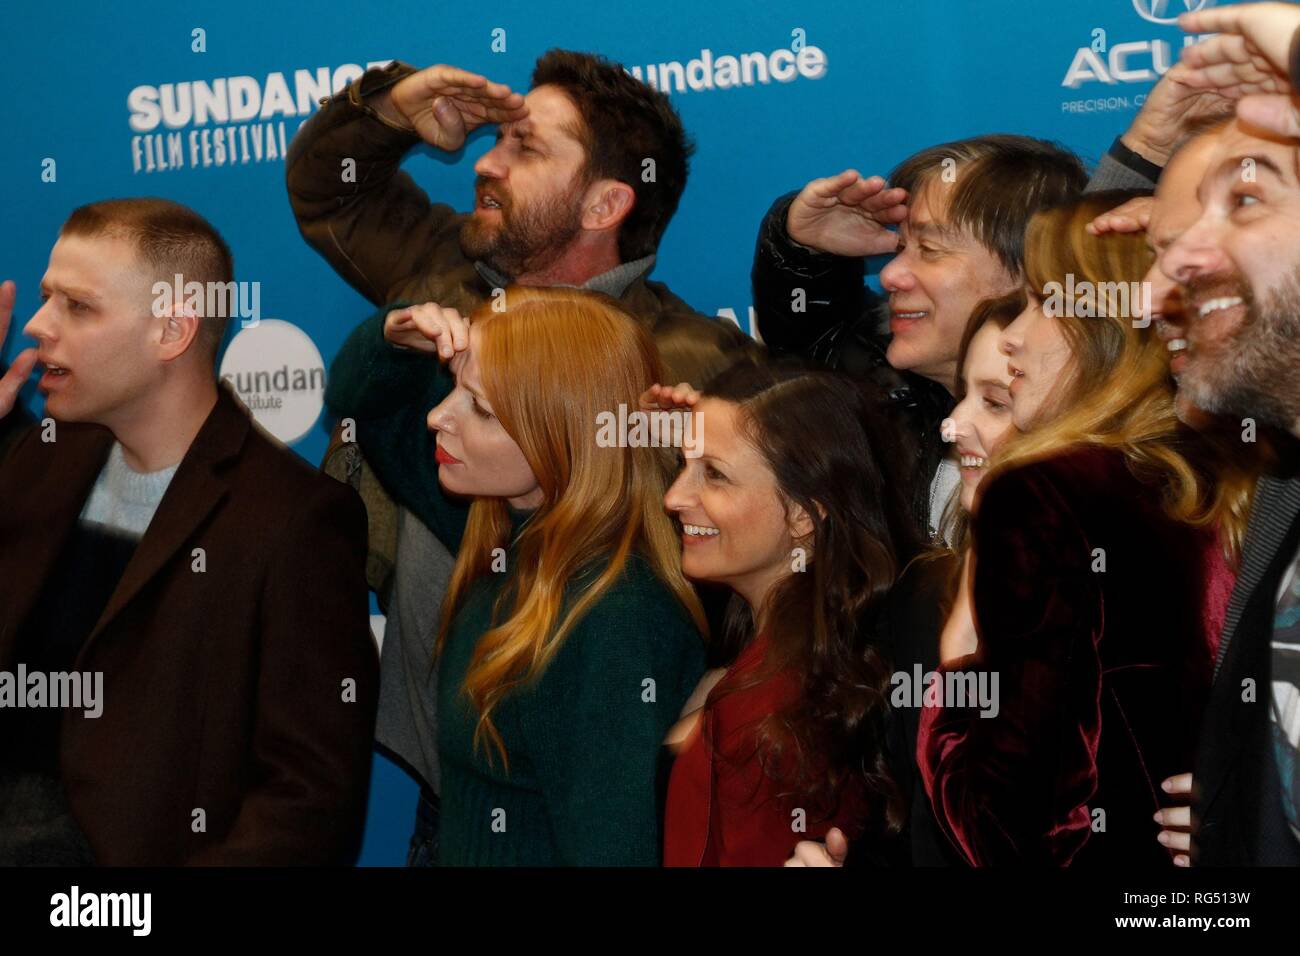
[
  {"left": 880, "top": 255, "right": 914, "bottom": 294},
  {"left": 23, "top": 300, "right": 55, "bottom": 344},
  {"left": 1161, "top": 219, "right": 1227, "bottom": 288},
  {"left": 473, "top": 143, "right": 508, "bottom": 181}
]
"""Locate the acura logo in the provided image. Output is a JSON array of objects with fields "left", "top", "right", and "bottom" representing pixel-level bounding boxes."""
[{"left": 1132, "top": 0, "right": 1214, "bottom": 25}]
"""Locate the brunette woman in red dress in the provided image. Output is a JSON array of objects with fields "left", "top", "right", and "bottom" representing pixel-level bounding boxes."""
[{"left": 647, "top": 361, "right": 923, "bottom": 866}]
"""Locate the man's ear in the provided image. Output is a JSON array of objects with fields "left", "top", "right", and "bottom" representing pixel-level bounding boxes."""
[
  {"left": 157, "top": 298, "right": 202, "bottom": 362},
  {"left": 583, "top": 179, "right": 636, "bottom": 233}
]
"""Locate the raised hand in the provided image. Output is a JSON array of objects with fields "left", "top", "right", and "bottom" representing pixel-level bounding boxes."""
[
  {"left": 1179, "top": 4, "right": 1300, "bottom": 138},
  {"left": 1086, "top": 195, "right": 1154, "bottom": 236},
  {"left": 786, "top": 170, "right": 908, "bottom": 257},
  {"left": 639, "top": 382, "right": 702, "bottom": 413},
  {"left": 388, "top": 64, "right": 529, "bottom": 151},
  {"left": 1121, "top": 61, "right": 1236, "bottom": 167},
  {"left": 383, "top": 302, "right": 471, "bottom": 360},
  {"left": 1181, "top": 3, "right": 1300, "bottom": 79},
  {"left": 0, "top": 280, "right": 37, "bottom": 420}
]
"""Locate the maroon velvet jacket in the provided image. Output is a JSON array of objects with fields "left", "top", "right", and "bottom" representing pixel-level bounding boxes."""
[
  {"left": 918, "top": 445, "right": 1217, "bottom": 866},
  {"left": 664, "top": 634, "right": 868, "bottom": 866}
]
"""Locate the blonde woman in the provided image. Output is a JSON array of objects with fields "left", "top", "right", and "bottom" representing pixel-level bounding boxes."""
[
  {"left": 330, "top": 287, "right": 706, "bottom": 865},
  {"left": 919, "top": 192, "right": 1225, "bottom": 866}
]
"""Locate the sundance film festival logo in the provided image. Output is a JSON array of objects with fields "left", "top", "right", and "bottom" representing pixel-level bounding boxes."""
[
  {"left": 127, "top": 60, "right": 391, "bottom": 174},
  {"left": 626, "top": 29, "right": 827, "bottom": 96}
]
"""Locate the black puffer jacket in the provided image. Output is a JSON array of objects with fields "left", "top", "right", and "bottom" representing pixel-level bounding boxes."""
[{"left": 752, "top": 192, "right": 954, "bottom": 536}]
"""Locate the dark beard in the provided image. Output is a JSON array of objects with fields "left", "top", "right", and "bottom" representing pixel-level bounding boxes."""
[
  {"left": 1183, "top": 267, "right": 1300, "bottom": 430},
  {"left": 459, "top": 179, "right": 586, "bottom": 279}
]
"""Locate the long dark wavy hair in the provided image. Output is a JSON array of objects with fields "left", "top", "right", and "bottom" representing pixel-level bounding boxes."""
[{"left": 700, "top": 359, "right": 922, "bottom": 835}]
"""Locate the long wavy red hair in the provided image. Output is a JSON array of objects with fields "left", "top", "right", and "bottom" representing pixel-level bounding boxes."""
[{"left": 436, "top": 286, "right": 706, "bottom": 767}]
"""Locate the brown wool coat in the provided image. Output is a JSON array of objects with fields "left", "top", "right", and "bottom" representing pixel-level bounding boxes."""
[{"left": 0, "top": 385, "right": 379, "bottom": 865}]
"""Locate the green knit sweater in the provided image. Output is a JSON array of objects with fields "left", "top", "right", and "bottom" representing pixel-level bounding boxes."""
[
  {"left": 437, "top": 521, "right": 705, "bottom": 866},
  {"left": 323, "top": 303, "right": 470, "bottom": 551},
  {"left": 327, "top": 304, "right": 706, "bottom": 864}
]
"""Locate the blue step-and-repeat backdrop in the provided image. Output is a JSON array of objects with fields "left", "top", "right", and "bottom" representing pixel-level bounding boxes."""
[{"left": 0, "top": 0, "right": 1240, "bottom": 864}]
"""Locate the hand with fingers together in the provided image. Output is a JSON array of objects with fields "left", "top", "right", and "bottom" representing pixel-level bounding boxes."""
[
  {"left": 1120, "top": 61, "right": 1236, "bottom": 167},
  {"left": 786, "top": 170, "right": 908, "bottom": 258},
  {"left": 383, "top": 302, "right": 471, "bottom": 360},
  {"left": 0, "top": 280, "right": 38, "bottom": 420},
  {"left": 638, "top": 382, "right": 702, "bottom": 414},
  {"left": 1178, "top": 4, "right": 1300, "bottom": 138},
  {"left": 1086, "top": 195, "right": 1155, "bottom": 237},
  {"left": 386, "top": 63, "right": 530, "bottom": 151},
  {"left": 1154, "top": 772, "right": 1194, "bottom": 867}
]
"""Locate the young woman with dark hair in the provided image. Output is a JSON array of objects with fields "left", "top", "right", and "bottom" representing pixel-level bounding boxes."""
[
  {"left": 651, "top": 361, "right": 923, "bottom": 866},
  {"left": 919, "top": 192, "right": 1226, "bottom": 866}
]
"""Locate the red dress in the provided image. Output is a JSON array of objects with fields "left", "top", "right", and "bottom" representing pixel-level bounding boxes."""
[
  {"left": 663, "top": 634, "right": 868, "bottom": 866},
  {"left": 1200, "top": 531, "right": 1236, "bottom": 660}
]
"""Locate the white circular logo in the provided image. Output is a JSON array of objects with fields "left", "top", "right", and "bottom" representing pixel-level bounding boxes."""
[
  {"left": 1132, "top": 0, "right": 1213, "bottom": 25},
  {"left": 218, "top": 319, "right": 326, "bottom": 445}
]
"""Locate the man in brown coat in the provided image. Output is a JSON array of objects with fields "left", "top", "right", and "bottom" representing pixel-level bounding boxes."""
[
  {"left": 0, "top": 199, "right": 378, "bottom": 865},
  {"left": 287, "top": 49, "right": 755, "bottom": 390},
  {"left": 286, "top": 49, "right": 758, "bottom": 863}
]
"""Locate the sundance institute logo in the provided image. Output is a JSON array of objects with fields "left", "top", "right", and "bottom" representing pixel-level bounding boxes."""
[{"left": 218, "top": 319, "right": 326, "bottom": 444}]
